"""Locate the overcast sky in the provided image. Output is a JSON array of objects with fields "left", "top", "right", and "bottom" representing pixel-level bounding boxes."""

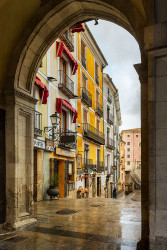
[{"left": 87, "top": 20, "right": 141, "bottom": 132}]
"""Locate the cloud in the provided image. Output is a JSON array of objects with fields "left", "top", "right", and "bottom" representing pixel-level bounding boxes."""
[{"left": 87, "top": 20, "right": 141, "bottom": 131}]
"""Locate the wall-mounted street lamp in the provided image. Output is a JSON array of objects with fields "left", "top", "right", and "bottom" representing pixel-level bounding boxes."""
[
  {"left": 44, "top": 112, "right": 60, "bottom": 140},
  {"left": 47, "top": 76, "right": 57, "bottom": 82}
]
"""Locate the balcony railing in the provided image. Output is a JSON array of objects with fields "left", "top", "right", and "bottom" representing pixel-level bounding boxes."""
[
  {"left": 106, "top": 137, "right": 115, "bottom": 150},
  {"left": 82, "top": 123, "right": 105, "bottom": 145},
  {"left": 59, "top": 31, "right": 74, "bottom": 52},
  {"left": 95, "top": 102, "right": 103, "bottom": 117},
  {"left": 81, "top": 87, "right": 92, "bottom": 107},
  {"left": 96, "top": 161, "right": 104, "bottom": 172},
  {"left": 59, "top": 129, "right": 77, "bottom": 149},
  {"left": 34, "top": 111, "right": 42, "bottom": 137},
  {"left": 82, "top": 159, "right": 96, "bottom": 171},
  {"left": 107, "top": 112, "right": 114, "bottom": 125},
  {"left": 58, "top": 70, "right": 75, "bottom": 98},
  {"left": 95, "top": 74, "right": 99, "bottom": 86},
  {"left": 108, "top": 93, "right": 112, "bottom": 103},
  {"left": 81, "top": 53, "right": 86, "bottom": 69}
]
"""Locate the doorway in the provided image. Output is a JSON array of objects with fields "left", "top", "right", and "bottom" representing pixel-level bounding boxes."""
[
  {"left": 0, "top": 109, "right": 6, "bottom": 223},
  {"left": 97, "top": 177, "right": 101, "bottom": 197}
]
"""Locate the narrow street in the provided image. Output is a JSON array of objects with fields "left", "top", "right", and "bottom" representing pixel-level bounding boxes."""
[{"left": 0, "top": 191, "right": 141, "bottom": 250}]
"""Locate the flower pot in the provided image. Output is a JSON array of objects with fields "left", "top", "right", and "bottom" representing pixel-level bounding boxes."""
[{"left": 47, "top": 186, "right": 60, "bottom": 200}]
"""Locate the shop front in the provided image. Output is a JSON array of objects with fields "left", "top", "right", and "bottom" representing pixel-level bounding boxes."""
[{"left": 49, "top": 147, "right": 76, "bottom": 198}]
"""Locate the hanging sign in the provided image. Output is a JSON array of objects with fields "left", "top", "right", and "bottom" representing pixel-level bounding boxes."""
[{"left": 45, "top": 139, "right": 54, "bottom": 152}]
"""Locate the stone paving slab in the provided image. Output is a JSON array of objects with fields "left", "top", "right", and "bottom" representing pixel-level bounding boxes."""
[{"left": 0, "top": 191, "right": 141, "bottom": 249}]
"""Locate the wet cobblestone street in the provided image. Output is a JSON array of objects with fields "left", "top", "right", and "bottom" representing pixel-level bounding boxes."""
[{"left": 0, "top": 191, "right": 141, "bottom": 250}]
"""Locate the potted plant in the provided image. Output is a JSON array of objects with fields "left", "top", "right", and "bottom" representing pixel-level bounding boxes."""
[{"left": 47, "top": 173, "right": 61, "bottom": 200}]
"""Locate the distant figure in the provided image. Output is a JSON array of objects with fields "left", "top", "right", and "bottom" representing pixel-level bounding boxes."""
[{"left": 113, "top": 187, "right": 117, "bottom": 198}]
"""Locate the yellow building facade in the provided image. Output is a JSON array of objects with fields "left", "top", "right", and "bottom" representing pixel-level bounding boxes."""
[{"left": 76, "top": 25, "right": 108, "bottom": 197}]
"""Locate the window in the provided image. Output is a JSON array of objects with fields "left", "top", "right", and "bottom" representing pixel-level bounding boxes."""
[
  {"left": 127, "top": 148, "right": 130, "bottom": 152},
  {"left": 127, "top": 142, "right": 130, "bottom": 145},
  {"left": 127, "top": 155, "right": 130, "bottom": 158},
  {"left": 139, "top": 164, "right": 141, "bottom": 169},
  {"left": 127, "top": 134, "right": 130, "bottom": 137},
  {"left": 136, "top": 135, "right": 139, "bottom": 138},
  {"left": 81, "top": 41, "right": 86, "bottom": 68},
  {"left": 127, "top": 162, "right": 130, "bottom": 165},
  {"left": 97, "top": 119, "right": 100, "bottom": 131},
  {"left": 83, "top": 109, "right": 88, "bottom": 124},
  {"left": 61, "top": 110, "right": 66, "bottom": 130},
  {"left": 95, "top": 62, "right": 99, "bottom": 85},
  {"left": 82, "top": 74, "right": 87, "bottom": 88},
  {"left": 122, "top": 173, "right": 124, "bottom": 181},
  {"left": 139, "top": 142, "right": 141, "bottom": 148}
]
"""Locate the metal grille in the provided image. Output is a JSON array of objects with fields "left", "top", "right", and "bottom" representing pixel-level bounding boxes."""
[{"left": 34, "top": 111, "right": 42, "bottom": 137}]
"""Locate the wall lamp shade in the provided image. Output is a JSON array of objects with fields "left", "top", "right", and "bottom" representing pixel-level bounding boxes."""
[{"left": 50, "top": 112, "right": 60, "bottom": 125}]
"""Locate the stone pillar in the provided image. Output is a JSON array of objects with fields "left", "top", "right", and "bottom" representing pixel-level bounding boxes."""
[
  {"left": 34, "top": 149, "right": 44, "bottom": 201},
  {"left": 5, "top": 90, "right": 37, "bottom": 229},
  {"left": 143, "top": 21, "right": 167, "bottom": 248},
  {"left": 134, "top": 63, "right": 149, "bottom": 248}
]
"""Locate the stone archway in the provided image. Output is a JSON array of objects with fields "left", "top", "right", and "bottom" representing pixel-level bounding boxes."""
[{"left": 1, "top": 0, "right": 167, "bottom": 249}]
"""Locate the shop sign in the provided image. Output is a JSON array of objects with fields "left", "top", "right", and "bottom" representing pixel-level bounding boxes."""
[
  {"left": 45, "top": 139, "right": 54, "bottom": 152},
  {"left": 76, "top": 154, "right": 82, "bottom": 169},
  {"left": 34, "top": 138, "right": 45, "bottom": 149},
  {"left": 55, "top": 147, "right": 75, "bottom": 158},
  {"left": 77, "top": 170, "right": 84, "bottom": 174}
]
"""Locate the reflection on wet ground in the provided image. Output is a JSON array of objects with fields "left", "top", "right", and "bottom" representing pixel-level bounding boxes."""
[{"left": 0, "top": 190, "right": 141, "bottom": 249}]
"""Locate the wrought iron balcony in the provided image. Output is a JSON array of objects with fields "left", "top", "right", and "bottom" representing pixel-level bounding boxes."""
[
  {"left": 81, "top": 53, "right": 86, "bottom": 69},
  {"left": 108, "top": 93, "right": 112, "bottom": 103},
  {"left": 82, "top": 123, "right": 105, "bottom": 145},
  {"left": 96, "top": 161, "right": 104, "bottom": 172},
  {"left": 107, "top": 112, "right": 114, "bottom": 125},
  {"left": 82, "top": 159, "right": 96, "bottom": 171},
  {"left": 59, "top": 31, "right": 74, "bottom": 52},
  {"left": 81, "top": 87, "right": 92, "bottom": 107},
  {"left": 34, "top": 111, "right": 42, "bottom": 137},
  {"left": 106, "top": 137, "right": 115, "bottom": 150},
  {"left": 95, "top": 74, "right": 99, "bottom": 86},
  {"left": 59, "top": 129, "right": 77, "bottom": 149},
  {"left": 58, "top": 70, "right": 75, "bottom": 98},
  {"left": 95, "top": 102, "right": 103, "bottom": 117}
]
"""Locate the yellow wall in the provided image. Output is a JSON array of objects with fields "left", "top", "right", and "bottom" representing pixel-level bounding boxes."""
[
  {"left": 86, "top": 47, "right": 94, "bottom": 79},
  {"left": 77, "top": 32, "right": 104, "bottom": 167}
]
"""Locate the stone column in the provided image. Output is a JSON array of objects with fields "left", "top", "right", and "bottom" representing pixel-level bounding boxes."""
[
  {"left": 143, "top": 21, "right": 167, "bottom": 249},
  {"left": 5, "top": 90, "right": 37, "bottom": 229},
  {"left": 134, "top": 63, "right": 149, "bottom": 248}
]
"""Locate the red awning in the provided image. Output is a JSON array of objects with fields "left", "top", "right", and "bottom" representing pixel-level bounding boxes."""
[
  {"left": 71, "top": 23, "right": 85, "bottom": 33},
  {"left": 34, "top": 76, "right": 49, "bottom": 104},
  {"left": 56, "top": 98, "right": 78, "bottom": 123},
  {"left": 56, "top": 41, "right": 78, "bottom": 75}
]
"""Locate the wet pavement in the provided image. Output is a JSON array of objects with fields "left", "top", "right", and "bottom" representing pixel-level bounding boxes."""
[{"left": 0, "top": 190, "right": 141, "bottom": 249}]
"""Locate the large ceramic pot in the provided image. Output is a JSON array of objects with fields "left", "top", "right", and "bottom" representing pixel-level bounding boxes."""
[{"left": 47, "top": 186, "right": 60, "bottom": 200}]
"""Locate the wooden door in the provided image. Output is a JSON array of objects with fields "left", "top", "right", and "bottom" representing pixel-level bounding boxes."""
[
  {"left": 97, "top": 177, "right": 101, "bottom": 197},
  {"left": 61, "top": 110, "right": 66, "bottom": 133},
  {"left": 82, "top": 75, "right": 87, "bottom": 88},
  {"left": 97, "top": 119, "right": 100, "bottom": 131},
  {"left": 96, "top": 91, "right": 99, "bottom": 106},
  {"left": 0, "top": 109, "right": 6, "bottom": 223},
  {"left": 81, "top": 41, "right": 85, "bottom": 56},
  {"left": 83, "top": 109, "right": 87, "bottom": 124}
]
